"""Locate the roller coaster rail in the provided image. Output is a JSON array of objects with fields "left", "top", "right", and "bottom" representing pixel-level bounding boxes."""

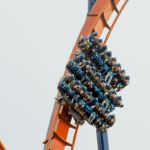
[{"left": 43, "top": 0, "right": 129, "bottom": 150}]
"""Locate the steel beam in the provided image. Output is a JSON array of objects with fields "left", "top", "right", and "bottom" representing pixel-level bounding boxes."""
[
  {"left": 96, "top": 130, "right": 109, "bottom": 150},
  {"left": 88, "top": 0, "right": 96, "bottom": 13}
]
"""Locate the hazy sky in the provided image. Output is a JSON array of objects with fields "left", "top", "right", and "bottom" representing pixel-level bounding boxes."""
[{"left": 0, "top": 0, "right": 150, "bottom": 150}]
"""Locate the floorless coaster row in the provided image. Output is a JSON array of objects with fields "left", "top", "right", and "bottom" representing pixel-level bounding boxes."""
[{"left": 57, "top": 32, "right": 129, "bottom": 131}]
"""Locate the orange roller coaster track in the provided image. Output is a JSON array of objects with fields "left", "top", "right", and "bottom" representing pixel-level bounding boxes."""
[
  {"left": 43, "top": 0, "right": 129, "bottom": 150},
  {"left": 0, "top": 140, "right": 6, "bottom": 150}
]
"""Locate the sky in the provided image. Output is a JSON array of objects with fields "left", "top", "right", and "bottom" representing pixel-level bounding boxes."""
[{"left": 0, "top": 0, "right": 150, "bottom": 150}]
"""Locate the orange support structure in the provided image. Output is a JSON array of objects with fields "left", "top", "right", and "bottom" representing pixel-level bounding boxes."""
[
  {"left": 0, "top": 140, "right": 6, "bottom": 150},
  {"left": 44, "top": 0, "right": 128, "bottom": 150}
]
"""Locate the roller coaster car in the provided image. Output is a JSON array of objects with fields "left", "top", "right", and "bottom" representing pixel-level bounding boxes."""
[{"left": 57, "top": 32, "right": 129, "bottom": 131}]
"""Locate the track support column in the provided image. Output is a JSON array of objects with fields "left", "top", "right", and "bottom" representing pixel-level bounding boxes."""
[
  {"left": 96, "top": 131, "right": 109, "bottom": 150},
  {"left": 88, "top": 0, "right": 96, "bottom": 13}
]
